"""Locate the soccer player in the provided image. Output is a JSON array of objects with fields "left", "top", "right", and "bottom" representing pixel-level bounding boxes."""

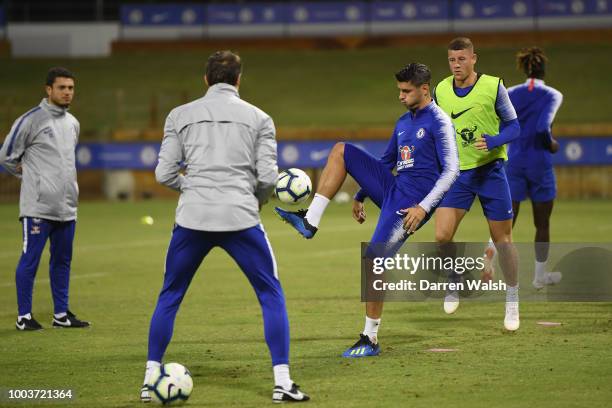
[
  {"left": 503, "top": 47, "right": 563, "bottom": 289},
  {"left": 433, "top": 37, "right": 521, "bottom": 331},
  {"left": 276, "top": 63, "right": 459, "bottom": 357},
  {"left": 0, "top": 67, "right": 90, "bottom": 331},
  {"left": 140, "top": 51, "right": 309, "bottom": 403}
]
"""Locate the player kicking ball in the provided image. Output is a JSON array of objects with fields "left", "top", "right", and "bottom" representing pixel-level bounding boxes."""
[
  {"left": 485, "top": 47, "right": 563, "bottom": 290},
  {"left": 276, "top": 63, "right": 459, "bottom": 357},
  {"left": 433, "top": 37, "right": 522, "bottom": 331}
]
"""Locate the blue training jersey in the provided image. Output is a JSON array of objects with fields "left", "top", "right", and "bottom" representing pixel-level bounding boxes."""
[
  {"left": 507, "top": 78, "right": 563, "bottom": 167},
  {"left": 376, "top": 101, "right": 459, "bottom": 213}
]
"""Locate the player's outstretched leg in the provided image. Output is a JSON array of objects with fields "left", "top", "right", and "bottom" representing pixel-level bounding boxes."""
[
  {"left": 275, "top": 142, "right": 348, "bottom": 239},
  {"left": 222, "top": 225, "right": 309, "bottom": 403}
]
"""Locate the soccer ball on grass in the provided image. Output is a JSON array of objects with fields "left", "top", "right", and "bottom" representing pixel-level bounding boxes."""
[{"left": 146, "top": 362, "right": 193, "bottom": 405}]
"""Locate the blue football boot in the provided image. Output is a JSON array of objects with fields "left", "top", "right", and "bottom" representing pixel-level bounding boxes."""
[
  {"left": 274, "top": 208, "right": 318, "bottom": 239},
  {"left": 342, "top": 334, "right": 381, "bottom": 358}
]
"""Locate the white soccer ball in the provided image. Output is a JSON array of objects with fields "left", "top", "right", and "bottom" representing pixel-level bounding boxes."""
[
  {"left": 146, "top": 363, "right": 193, "bottom": 405},
  {"left": 275, "top": 168, "right": 312, "bottom": 204}
]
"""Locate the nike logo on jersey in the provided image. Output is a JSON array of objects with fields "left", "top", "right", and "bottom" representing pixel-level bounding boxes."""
[
  {"left": 398, "top": 131, "right": 405, "bottom": 136},
  {"left": 451, "top": 107, "right": 473, "bottom": 119}
]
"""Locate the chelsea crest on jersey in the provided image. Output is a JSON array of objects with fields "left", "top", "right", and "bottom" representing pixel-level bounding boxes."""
[{"left": 397, "top": 127, "right": 427, "bottom": 170}]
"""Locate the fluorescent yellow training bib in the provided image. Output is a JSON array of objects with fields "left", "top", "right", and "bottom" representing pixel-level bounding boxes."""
[{"left": 435, "top": 74, "right": 505, "bottom": 170}]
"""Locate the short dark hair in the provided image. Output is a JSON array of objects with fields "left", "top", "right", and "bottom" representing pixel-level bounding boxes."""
[
  {"left": 448, "top": 37, "right": 474, "bottom": 51},
  {"left": 46, "top": 67, "right": 75, "bottom": 86},
  {"left": 395, "top": 63, "right": 431, "bottom": 87},
  {"left": 516, "top": 46, "right": 547, "bottom": 79},
  {"left": 206, "top": 50, "right": 242, "bottom": 86}
]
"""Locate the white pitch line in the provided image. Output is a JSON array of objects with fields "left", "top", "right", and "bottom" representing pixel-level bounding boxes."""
[{"left": 0, "top": 272, "right": 108, "bottom": 288}]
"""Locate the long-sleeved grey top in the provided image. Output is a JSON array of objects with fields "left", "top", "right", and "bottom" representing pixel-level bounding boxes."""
[{"left": 0, "top": 98, "right": 80, "bottom": 221}]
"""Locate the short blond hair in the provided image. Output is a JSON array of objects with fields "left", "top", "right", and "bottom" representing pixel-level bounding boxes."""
[{"left": 448, "top": 37, "right": 474, "bottom": 51}]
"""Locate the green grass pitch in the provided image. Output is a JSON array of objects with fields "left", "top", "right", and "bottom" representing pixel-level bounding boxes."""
[{"left": 0, "top": 199, "right": 610, "bottom": 407}]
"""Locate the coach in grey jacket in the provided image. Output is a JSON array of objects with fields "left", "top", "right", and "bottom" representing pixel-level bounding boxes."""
[
  {"left": 141, "top": 51, "right": 309, "bottom": 404},
  {"left": 0, "top": 67, "right": 89, "bottom": 331}
]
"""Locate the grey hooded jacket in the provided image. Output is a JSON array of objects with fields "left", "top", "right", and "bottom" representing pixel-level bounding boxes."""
[
  {"left": 156, "top": 83, "right": 278, "bottom": 231},
  {"left": 0, "top": 98, "right": 80, "bottom": 221}
]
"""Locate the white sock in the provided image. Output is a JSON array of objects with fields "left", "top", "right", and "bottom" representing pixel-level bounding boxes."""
[
  {"left": 143, "top": 361, "right": 161, "bottom": 385},
  {"left": 506, "top": 285, "right": 519, "bottom": 303},
  {"left": 18, "top": 313, "right": 32, "bottom": 320},
  {"left": 363, "top": 316, "right": 381, "bottom": 344},
  {"left": 54, "top": 312, "right": 67, "bottom": 319},
  {"left": 305, "top": 193, "right": 330, "bottom": 228},
  {"left": 273, "top": 364, "right": 293, "bottom": 390},
  {"left": 535, "top": 260, "right": 547, "bottom": 280}
]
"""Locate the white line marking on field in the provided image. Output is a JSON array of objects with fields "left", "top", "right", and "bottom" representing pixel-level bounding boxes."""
[{"left": 537, "top": 321, "right": 563, "bottom": 327}]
